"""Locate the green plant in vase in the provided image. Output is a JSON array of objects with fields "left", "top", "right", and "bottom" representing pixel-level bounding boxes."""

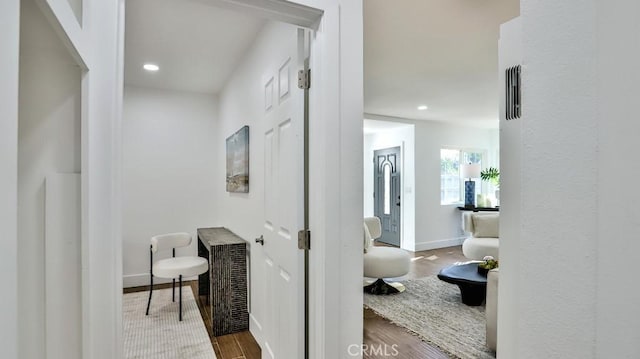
[
  {"left": 480, "top": 167, "right": 500, "bottom": 206},
  {"left": 480, "top": 167, "right": 500, "bottom": 188},
  {"left": 477, "top": 256, "right": 498, "bottom": 275}
]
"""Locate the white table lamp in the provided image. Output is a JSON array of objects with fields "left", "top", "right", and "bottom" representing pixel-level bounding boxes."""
[{"left": 460, "top": 163, "right": 481, "bottom": 207}]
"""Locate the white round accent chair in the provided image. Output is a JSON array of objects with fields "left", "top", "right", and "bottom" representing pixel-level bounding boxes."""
[
  {"left": 363, "top": 217, "right": 410, "bottom": 294},
  {"left": 145, "top": 232, "right": 209, "bottom": 321},
  {"left": 461, "top": 212, "right": 500, "bottom": 260}
]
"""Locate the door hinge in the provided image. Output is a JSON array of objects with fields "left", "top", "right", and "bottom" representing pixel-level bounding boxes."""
[
  {"left": 298, "top": 229, "right": 311, "bottom": 250},
  {"left": 298, "top": 69, "right": 310, "bottom": 90}
]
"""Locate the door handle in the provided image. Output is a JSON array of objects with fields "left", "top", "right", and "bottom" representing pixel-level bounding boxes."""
[
  {"left": 255, "top": 235, "right": 264, "bottom": 246},
  {"left": 396, "top": 202, "right": 401, "bottom": 206}
]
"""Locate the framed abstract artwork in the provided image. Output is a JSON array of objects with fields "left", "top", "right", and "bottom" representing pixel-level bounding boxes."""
[{"left": 226, "top": 125, "right": 249, "bottom": 193}]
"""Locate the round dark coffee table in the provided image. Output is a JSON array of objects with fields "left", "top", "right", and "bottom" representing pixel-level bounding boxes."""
[{"left": 437, "top": 263, "right": 488, "bottom": 306}]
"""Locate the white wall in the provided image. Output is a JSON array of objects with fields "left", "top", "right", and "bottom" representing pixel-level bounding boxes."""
[
  {"left": 0, "top": 0, "right": 20, "bottom": 356},
  {"left": 503, "top": 1, "right": 599, "bottom": 354},
  {"left": 122, "top": 86, "right": 219, "bottom": 287},
  {"left": 17, "top": 1, "right": 82, "bottom": 357},
  {"left": 595, "top": 2, "right": 640, "bottom": 356},
  {"left": 365, "top": 114, "right": 499, "bottom": 252},
  {"left": 500, "top": 1, "right": 640, "bottom": 357},
  {"left": 363, "top": 122, "right": 416, "bottom": 251},
  {"left": 497, "top": 16, "right": 521, "bottom": 358}
]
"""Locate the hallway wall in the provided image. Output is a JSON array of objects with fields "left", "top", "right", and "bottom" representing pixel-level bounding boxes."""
[
  {"left": 17, "top": 1, "right": 82, "bottom": 356},
  {"left": 122, "top": 86, "right": 219, "bottom": 287}
]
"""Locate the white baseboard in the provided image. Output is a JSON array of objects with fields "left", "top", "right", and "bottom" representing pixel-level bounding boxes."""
[
  {"left": 414, "top": 237, "right": 466, "bottom": 252},
  {"left": 123, "top": 273, "right": 198, "bottom": 288},
  {"left": 249, "top": 314, "right": 264, "bottom": 350}
]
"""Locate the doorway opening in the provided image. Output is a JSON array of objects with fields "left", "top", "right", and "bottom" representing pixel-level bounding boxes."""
[
  {"left": 361, "top": 0, "right": 517, "bottom": 357},
  {"left": 120, "top": 1, "right": 319, "bottom": 358},
  {"left": 373, "top": 146, "right": 402, "bottom": 247},
  {"left": 363, "top": 119, "right": 415, "bottom": 251}
]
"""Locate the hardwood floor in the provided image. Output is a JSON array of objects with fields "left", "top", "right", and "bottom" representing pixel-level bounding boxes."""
[
  {"left": 124, "top": 245, "right": 466, "bottom": 359},
  {"left": 363, "top": 245, "right": 468, "bottom": 359},
  {"left": 191, "top": 282, "right": 261, "bottom": 359}
]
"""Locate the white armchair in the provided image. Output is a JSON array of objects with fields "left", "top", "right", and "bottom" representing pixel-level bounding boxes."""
[
  {"left": 363, "top": 217, "right": 411, "bottom": 294},
  {"left": 461, "top": 212, "right": 499, "bottom": 260}
]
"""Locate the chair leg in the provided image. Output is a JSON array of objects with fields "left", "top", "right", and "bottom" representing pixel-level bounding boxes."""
[
  {"left": 145, "top": 274, "right": 154, "bottom": 315},
  {"left": 172, "top": 279, "right": 176, "bottom": 302},
  {"left": 179, "top": 275, "right": 183, "bottom": 321},
  {"left": 363, "top": 278, "right": 403, "bottom": 295}
]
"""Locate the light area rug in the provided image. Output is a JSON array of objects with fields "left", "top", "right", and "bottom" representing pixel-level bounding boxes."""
[
  {"left": 123, "top": 287, "right": 216, "bottom": 359},
  {"left": 364, "top": 276, "right": 495, "bottom": 359}
]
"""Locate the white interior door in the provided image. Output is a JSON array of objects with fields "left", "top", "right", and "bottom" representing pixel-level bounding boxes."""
[{"left": 261, "top": 27, "right": 307, "bottom": 359}]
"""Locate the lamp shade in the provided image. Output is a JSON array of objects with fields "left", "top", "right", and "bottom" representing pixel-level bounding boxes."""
[{"left": 461, "top": 163, "right": 481, "bottom": 179}]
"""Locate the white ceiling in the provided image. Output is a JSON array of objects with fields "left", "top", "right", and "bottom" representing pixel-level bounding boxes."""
[
  {"left": 124, "top": 0, "right": 518, "bottom": 122},
  {"left": 124, "top": 0, "right": 266, "bottom": 94},
  {"left": 363, "top": 119, "right": 412, "bottom": 135},
  {"left": 364, "top": 0, "right": 519, "bottom": 128}
]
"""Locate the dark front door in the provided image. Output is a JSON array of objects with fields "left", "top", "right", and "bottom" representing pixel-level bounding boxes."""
[{"left": 373, "top": 147, "right": 401, "bottom": 246}]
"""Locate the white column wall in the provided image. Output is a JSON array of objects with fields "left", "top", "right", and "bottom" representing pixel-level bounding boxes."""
[
  {"left": 519, "top": 0, "right": 599, "bottom": 356},
  {"left": 595, "top": 1, "right": 640, "bottom": 356},
  {"left": 500, "top": 1, "right": 640, "bottom": 357},
  {"left": 0, "top": 0, "right": 20, "bottom": 357},
  {"left": 83, "top": 0, "right": 123, "bottom": 357},
  {"left": 497, "top": 16, "right": 522, "bottom": 358}
]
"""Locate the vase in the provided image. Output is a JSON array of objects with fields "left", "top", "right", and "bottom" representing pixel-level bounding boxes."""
[{"left": 477, "top": 265, "right": 489, "bottom": 276}]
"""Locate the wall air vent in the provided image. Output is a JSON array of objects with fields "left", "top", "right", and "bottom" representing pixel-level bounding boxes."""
[{"left": 506, "top": 65, "right": 521, "bottom": 120}]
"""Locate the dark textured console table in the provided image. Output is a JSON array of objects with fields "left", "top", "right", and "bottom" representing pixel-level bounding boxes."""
[{"left": 197, "top": 227, "right": 249, "bottom": 336}]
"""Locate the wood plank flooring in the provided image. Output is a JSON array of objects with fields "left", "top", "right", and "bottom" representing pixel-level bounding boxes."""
[
  {"left": 191, "top": 281, "right": 261, "bottom": 359},
  {"left": 124, "top": 245, "right": 466, "bottom": 359}
]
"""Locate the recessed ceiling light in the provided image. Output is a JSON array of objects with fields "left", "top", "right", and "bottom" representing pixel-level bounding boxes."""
[
  {"left": 417, "top": 105, "right": 428, "bottom": 110},
  {"left": 143, "top": 63, "right": 159, "bottom": 72}
]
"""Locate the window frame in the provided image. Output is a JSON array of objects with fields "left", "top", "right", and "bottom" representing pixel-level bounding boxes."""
[{"left": 440, "top": 147, "right": 488, "bottom": 205}]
